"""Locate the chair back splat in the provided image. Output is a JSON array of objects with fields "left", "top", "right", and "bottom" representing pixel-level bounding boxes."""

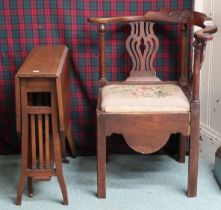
[
  {"left": 89, "top": 8, "right": 217, "bottom": 86},
  {"left": 126, "top": 21, "right": 159, "bottom": 78}
]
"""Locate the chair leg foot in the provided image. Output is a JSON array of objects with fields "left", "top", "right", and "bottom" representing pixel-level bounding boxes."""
[
  {"left": 28, "top": 177, "right": 33, "bottom": 197},
  {"left": 187, "top": 144, "right": 198, "bottom": 198},
  {"left": 16, "top": 175, "right": 26, "bottom": 205},
  {"left": 97, "top": 156, "right": 106, "bottom": 199},
  {"left": 57, "top": 174, "right": 68, "bottom": 205},
  {"left": 55, "top": 147, "right": 69, "bottom": 205},
  {"left": 51, "top": 92, "right": 69, "bottom": 205},
  {"left": 187, "top": 190, "right": 197, "bottom": 197},
  {"left": 62, "top": 158, "right": 70, "bottom": 164},
  {"left": 97, "top": 183, "right": 106, "bottom": 198},
  {"left": 187, "top": 103, "right": 199, "bottom": 198},
  {"left": 54, "top": 132, "right": 68, "bottom": 204},
  {"left": 61, "top": 136, "right": 69, "bottom": 163}
]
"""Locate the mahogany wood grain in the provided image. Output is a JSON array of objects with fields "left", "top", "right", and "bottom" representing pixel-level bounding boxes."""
[
  {"left": 192, "top": 40, "right": 204, "bottom": 102},
  {"left": 56, "top": 48, "right": 71, "bottom": 132},
  {"left": 45, "top": 114, "right": 50, "bottom": 168},
  {"left": 16, "top": 81, "right": 28, "bottom": 205},
  {"left": 38, "top": 114, "right": 44, "bottom": 169},
  {"left": 89, "top": 8, "right": 214, "bottom": 27},
  {"left": 179, "top": 23, "right": 188, "bottom": 87},
  {"left": 188, "top": 102, "right": 200, "bottom": 197},
  {"left": 15, "top": 77, "right": 21, "bottom": 133},
  {"left": 89, "top": 9, "right": 217, "bottom": 198},
  {"left": 97, "top": 115, "right": 106, "bottom": 198},
  {"left": 51, "top": 81, "right": 68, "bottom": 205},
  {"left": 105, "top": 113, "right": 189, "bottom": 154},
  {"left": 16, "top": 45, "right": 68, "bottom": 78},
  {"left": 98, "top": 24, "right": 107, "bottom": 87},
  {"left": 26, "top": 169, "right": 56, "bottom": 177},
  {"left": 15, "top": 45, "right": 76, "bottom": 205},
  {"left": 126, "top": 21, "right": 159, "bottom": 78},
  {"left": 66, "top": 122, "right": 76, "bottom": 158},
  {"left": 27, "top": 177, "right": 33, "bottom": 197},
  {"left": 30, "top": 114, "right": 36, "bottom": 168},
  {"left": 178, "top": 134, "right": 187, "bottom": 163},
  {"left": 60, "top": 122, "right": 76, "bottom": 162}
]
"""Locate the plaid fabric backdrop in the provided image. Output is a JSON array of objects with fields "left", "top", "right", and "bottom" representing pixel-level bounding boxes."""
[{"left": 0, "top": 0, "right": 193, "bottom": 154}]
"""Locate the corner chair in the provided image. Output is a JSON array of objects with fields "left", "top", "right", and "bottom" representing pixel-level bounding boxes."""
[{"left": 88, "top": 8, "right": 217, "bottom": 198}]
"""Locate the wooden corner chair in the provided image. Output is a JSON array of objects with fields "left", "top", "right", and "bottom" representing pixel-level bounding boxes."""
[{"left": 88, "top": 8, "right": 217, "bottom": 198}]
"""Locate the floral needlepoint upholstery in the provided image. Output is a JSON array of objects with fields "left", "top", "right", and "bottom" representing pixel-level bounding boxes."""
[{"left": 101, "top": 84, "right": 190, "bottom": 113}]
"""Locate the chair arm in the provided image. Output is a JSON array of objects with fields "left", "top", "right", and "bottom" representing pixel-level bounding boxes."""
[
  {"left": 88, "top": 16, "right": 146, "bottom": 24},
  {"left": 194, "top": 19, "right": 217, "bottom": 41},
  {"left": 190, "top": 20, "right": 217, "bottom": 102}
]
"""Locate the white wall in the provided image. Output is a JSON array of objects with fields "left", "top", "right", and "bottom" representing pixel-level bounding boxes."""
[{"left": 195, "top": 1, "right": 221, "bottom": 163}]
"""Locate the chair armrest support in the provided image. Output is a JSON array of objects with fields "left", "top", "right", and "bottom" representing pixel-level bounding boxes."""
[
  {"left": 191, "top": 19, "right": 217, "bottom": 103},
  {"left": 191, "top": 40, "right": 204, "bottom": 103},
  {"left": 98, "top": 24, "right": 108, "bottom": 87}
]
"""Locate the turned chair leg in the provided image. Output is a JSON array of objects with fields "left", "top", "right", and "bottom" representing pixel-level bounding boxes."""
[
  {"left": 187, "top": 104, "right": 199, "bottom": 197},
  {"left": 97, "top": 116, "right": 106, "bottom": 198}
]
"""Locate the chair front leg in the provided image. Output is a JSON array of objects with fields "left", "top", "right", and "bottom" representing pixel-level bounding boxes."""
[
  {"left": 188, "top": 103, "right": 199, "bottom": 197},
  {"left": 97, "top": 116, "right": 106, "bottom": 198}
]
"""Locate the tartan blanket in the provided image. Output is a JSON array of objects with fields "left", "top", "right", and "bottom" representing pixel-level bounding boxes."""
[{"left": 0, "top": 0, "right": 193, "bottom": 154}]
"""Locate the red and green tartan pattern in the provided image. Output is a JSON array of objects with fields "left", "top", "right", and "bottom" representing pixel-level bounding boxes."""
[{"left": 0, "top": 0, "right": 193, "bottom": 154}]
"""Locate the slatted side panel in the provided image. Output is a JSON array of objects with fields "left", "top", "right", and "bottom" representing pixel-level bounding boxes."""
[
  {"left": 45, "top": 114, "right": 50, "bottom": 169},
  {"left": 30, "top": 114, "right": 36, "bottom": 168},
  {"left": 28, "top": 114, "right": 53, "bottom": 170}
]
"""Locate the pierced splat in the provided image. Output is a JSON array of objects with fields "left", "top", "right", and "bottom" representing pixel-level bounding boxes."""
[
  {"left": 140, "top": 38, "right": 145, "bottom": 55},
  {"left": 126, "top": 21, "right": 159, "bottom": 79}
]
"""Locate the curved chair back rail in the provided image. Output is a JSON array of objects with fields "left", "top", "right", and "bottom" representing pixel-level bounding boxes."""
[
  {"left": 88, "top": 8, "right": 217, "bottom": 41},
  {"left": 88, "top": 8, "right": 217, "bottom": 91}
]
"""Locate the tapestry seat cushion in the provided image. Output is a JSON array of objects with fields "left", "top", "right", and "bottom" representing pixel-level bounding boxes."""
[{"left": 101, "top": 84, "right": 190, "bottom": 113}]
